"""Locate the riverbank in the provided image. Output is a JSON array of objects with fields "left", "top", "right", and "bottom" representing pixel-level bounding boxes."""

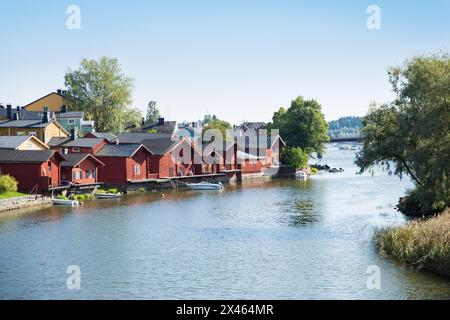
[
  {"left": 0, "top": 195, "right": 52, "bottom": 213},
  {"left": 375, "top": 208, "right": 450, "bottom": 278}
]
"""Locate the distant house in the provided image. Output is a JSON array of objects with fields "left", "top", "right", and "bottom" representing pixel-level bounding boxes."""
[
  {"left": 0, "top": 150, "right": 64, "bottom": 192},
  {"left": 84, "top": 132, "right": 117, "bottom": 143},
  {"left": 140, "top": 118, "right": 177, "bottom": 135},
  {"left": 60, "top": 153, "right": 105, "bottom": 185},
  {"left": 48, "top": 129, "right": 109, "bottom": 155},
  {"left": 55, "top": 110, "right": 95, "bottom": 134},
  {"left": 236, "top": 134, "right": 286, "bottom": 173},
  {"left": 94, "top": 144, "right": 153, "bottom": 184},
  {"left": 199, "top": 140, "right": 237, "bottom": 174},
  {"left": 0, "top": 106, "right": 69, "bottom": 144},
  {"left": 143, "top": 138, "right": 199, "bottom": 178},
  {"left": 18, "top": 90, "right": 95, "bottom": 133},
  {"left": 234, "top": 122, "right": 266, "bottom": 137},
  {"left": 0, "top": 136, "right": 49, "bottom": 150},
  {"left": 24, "top": 90, "right": 71, "bottom": 112}
]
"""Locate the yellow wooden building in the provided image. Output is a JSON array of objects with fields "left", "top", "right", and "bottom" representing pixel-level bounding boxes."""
[
  {"left": 0, "top": 119, "right": 69, "bottom": 144},
  {"left": 24, "top": 90, "right": 71, "bottom": 112},
  {"left": 0, "top": 136, "right": 49, "bottom": 150}
]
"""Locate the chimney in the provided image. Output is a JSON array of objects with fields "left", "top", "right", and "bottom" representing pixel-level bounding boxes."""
[
  {"left": 6, "top": 104, "right": 12, "bottom": 120},
  {"left": 57, "top": 89, "right": 62, "bottom": 95},
  {"left": 15, "top": 106, "right": 20, "bottom": 120},
  {"left": 158, "top": 117, "right": 165, "bottom": 126},
  {"left": 61, "top": 105, "right": 67, "bottom": 113},
  {"left": 115, "top": 139, "right": 120, "bottom": 145},
  {"left": 141, "top": 117, "right": 145, "bottom": 126},
  {"left": 63, "top": 148, "right": 68, "bottom": 155},
  {"left": 62, "top": 90, "right": 67, "bottom": 95},
  {"left": 42, "top": 111, "right": 49, "bottom": 124},
  {"left": 70, "top": 128, "right": 78, "bottom": 141}
]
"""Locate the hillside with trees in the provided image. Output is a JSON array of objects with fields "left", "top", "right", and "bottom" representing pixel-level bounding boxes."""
[{"left": 328, "top": 116, "right": 362, "bottom": 140}]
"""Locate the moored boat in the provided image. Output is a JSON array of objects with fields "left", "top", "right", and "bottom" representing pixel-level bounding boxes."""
[
  {"left": 52, "top": 198, "right": 79, "bottom": 206},
  {"left": 94, "top": 192, "right": 122, "bottom": 199},
  {"left": 295, "top": 171, "right": 308, "bottom": 181},
  {"left": 186, "top": 182, "right": 224, "bottom": 191}
]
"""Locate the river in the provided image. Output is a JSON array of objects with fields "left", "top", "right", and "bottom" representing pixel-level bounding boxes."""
[{"left": 1, "top": 144, "right": 449, "bottom": 299}]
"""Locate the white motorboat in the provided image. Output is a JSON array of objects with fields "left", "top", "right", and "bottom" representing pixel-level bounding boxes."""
[
  {"left": 296, "top": 171, "right": 308, "bottom": 181},
  {"left": 94, "top": 192, "right": 122, "bottom": 199},
  {"left": 52, "top": 198, "right": 79, "bottom": 206},
  {"left": 186, "top": 182, "right": 224, "bottom": 190}
]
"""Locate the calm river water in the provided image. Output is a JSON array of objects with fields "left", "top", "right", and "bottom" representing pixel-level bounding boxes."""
[{"left": 1, "top": 145, "right": 450, "bottom": 299}]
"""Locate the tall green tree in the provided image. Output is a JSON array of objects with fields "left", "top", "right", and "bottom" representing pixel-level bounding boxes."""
[
  {"left": 64, "top": 57, "right": 135, "bottom": 133},
  {"left": 202, "top": 116, "right": 232, "bottom": 141},
  {"left": 267, "top": 96, "right": 329, "bottom": 155},
  {"left": 356, "top": 53, "right": 450, "bottom": 215},
  {"left": 146, "top": 101, "right": 161, "bottom": 123}
]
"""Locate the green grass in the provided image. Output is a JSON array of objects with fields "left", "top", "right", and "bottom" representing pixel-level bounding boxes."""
[
  {"left": 375, "top": 208, "right": 450, "bottom": 277},
  {"left": 0, "top": 192, "right": 28, "bottom": 200}
]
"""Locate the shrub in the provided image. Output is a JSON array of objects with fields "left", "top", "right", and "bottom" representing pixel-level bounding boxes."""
[
  {"left": 56, "top": 194, "right": 69, "bottom": 200},
  {"left": 282, "top": 147, "right": 309, "bottom": 169},
  {"left": 138, "top": 187, "right": 146, "bottom": 193},
  {"left": 375, "top": 208, "right": 450, "bottom": 277},
  {"left": 0, "top": 175, "right": 18, "bottom": 194},
  {"left": 72, "top": 194, "right": 94, "bottom": 201}
]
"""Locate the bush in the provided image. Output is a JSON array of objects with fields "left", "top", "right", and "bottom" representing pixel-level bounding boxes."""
[
  {"left": 398, "top": 187, "right": 448, "bottom": 217},
  {"left": 56, "top": 194, "right": 69, "bottom": 200},
  {"left": 282, "top": 147, "right": 309, "bottom": 169},
  {"left": 375, "top": 208, "right": 450, "bottom": 277},
  {"left": 0, "top": 175, "right": 18, "bottom": 194},
  {"left": 72, "top": 194, "right": 94, "bottom": 201}
]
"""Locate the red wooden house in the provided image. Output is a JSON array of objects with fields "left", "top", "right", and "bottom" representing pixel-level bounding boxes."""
[
  {"left": 94, "top": 144, "right": 152, "bottom": 184},
  {"left": 0, "top": 150, "right": 64, "bottom": 192},
  {"left": 61, "top": 153, "right": 105, "bottom": 185},
  {"left": 143, "top": 138, "right": 199, "bottom": 178}
]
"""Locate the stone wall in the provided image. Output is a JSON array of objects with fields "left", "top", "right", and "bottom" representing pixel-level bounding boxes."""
[{"left": 0, "top": 195, "right": 52, "bottom": 213}]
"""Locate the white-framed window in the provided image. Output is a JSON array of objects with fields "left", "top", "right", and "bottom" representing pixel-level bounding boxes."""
[
  {"left": 134, "top": 164, "right": 141, "bottom": 176},
  {"left": 29, "top": 131, "right": 37, "bottom": 137},
  {"left": 17, "top": 132, "right": 25, "bottom": 136},
  {"left": 73, "top": 171, "right": 81, "bottom": 180},
  {"left": 68, "top": 119, "right": 76, "bottom": 125},
  {"left": 72, "top": 147, "right": 80, "bottom": 153}
]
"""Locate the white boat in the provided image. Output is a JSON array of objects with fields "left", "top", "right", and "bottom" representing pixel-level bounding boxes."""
[
  {"left": 186, "top": 182, "right": 224, "bottom": 190},
  {"left": 94, "top": 192, "right": 122, "bottom": 199},
  {"left": 52, "top": 198, "right": 79, "bottom": 206},
  {"left": 296, "top": 171, "right": 308, "bottom": 181}
]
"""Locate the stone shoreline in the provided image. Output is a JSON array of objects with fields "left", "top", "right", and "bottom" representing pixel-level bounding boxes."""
[{"left": 0, "top": 195, "right": 52, "bottom": 214}]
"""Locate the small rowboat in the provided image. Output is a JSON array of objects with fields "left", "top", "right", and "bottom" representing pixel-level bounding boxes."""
[
  {"left": 94, "top": 192, "right": 122, "bottom": 199},
  {"left": 52, "top": 199, "right": 79, "bottom": 206},
  {"left": 186, "top": 182, "right": 224, "bottom": 191}
]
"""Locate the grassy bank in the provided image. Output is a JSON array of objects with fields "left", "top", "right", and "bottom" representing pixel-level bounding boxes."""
[
  {"left": 0, "top": 192, "right": 27, "bottom": 200},
  {"left": 375, "top": 209, "right": 450, "bottom": 277}
]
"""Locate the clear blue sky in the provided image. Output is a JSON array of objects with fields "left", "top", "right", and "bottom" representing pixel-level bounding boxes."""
[{"left": 0, "top": 0, "right": 449, "bottom": 123}]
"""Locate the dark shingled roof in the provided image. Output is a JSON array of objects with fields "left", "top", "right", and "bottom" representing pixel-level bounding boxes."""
[
  {"left": 55, "top": 111, "right": 84, "bottom": 119},
  {"left": 116, "top": 132, "right": 174, "bottom": 144},
  {"left": 142, "top": 120, "right": 177, "bottom": 134},
  {"left": 47, "top": 137, "right": 71, "bottom": 147},
  {"left": 95, "top": 144, "right": 151, "bottom": 157},
  {"left": 0, "top": 150, "right": 58, "bottom": 163},
  {"left": 61, "top": 153, "right": 104, "bottom": 167},
  {"left": 85, "top": 132, "right": 117, "bottom": 142},
  {"left": 62, "top": 138, "right": 105, "bottom": 148},
  {"left": 0, "top": 119, "right": 53, "bottom": 128},
  {"left": 0, "top": 136, "right": 34, "bottom": 149},
  {"left": 142, "top": 138, "right": 181, "bottom": 155}
]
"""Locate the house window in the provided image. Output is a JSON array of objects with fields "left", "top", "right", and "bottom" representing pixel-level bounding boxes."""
[
  {"left": 86, "top": 170, "right": 92, "bottom": 178},
  {"left": 68, "top": 119, "right": 76, "bottom": 125},
  {"left": 93, "top": 170, "right": 96, "bottom": 179},
  {"left": 29, "top": 131, "right": 37, "bottom": 137},
  {"left": 134, "top": 164, "right": 141, "bottom": 176},
  {"left": 73, "top": 171, "right": 81, "bottom": 180},
  {"left": 72, "top": 147, "right": 80, "bottom": 153},
  {"left": 17, "top": 132, "right": 25, "bottom": 136}
]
